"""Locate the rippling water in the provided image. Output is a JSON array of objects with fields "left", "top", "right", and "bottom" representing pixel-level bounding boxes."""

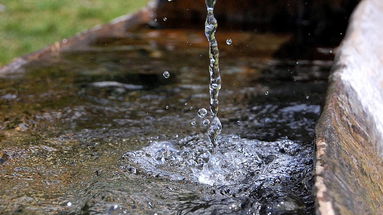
[{"left": 0, "top": 28, "right": 332, "bottom": 214}]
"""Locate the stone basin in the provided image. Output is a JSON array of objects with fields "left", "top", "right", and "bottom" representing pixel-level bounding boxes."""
[{"left": 1, "top": 0, "right": 382, "bottom": 214}]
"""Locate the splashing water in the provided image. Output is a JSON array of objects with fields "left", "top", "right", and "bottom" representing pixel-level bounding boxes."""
[{"left": 205, "top": 0, "right": 222, "bottom": 146}]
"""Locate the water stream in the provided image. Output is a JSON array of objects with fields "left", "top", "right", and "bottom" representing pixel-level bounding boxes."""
[{"left": 205, "top": 0, "right": 222, "bottom": 146}]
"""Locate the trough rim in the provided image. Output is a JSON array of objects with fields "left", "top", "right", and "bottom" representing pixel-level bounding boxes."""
[{"left": 315, "top": 0, "right": 383, "bottom": 214}]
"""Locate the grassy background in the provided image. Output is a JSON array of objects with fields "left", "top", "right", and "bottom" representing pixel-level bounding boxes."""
[{"left": 0, "top": 0, "right": 148, "bottom": 66}]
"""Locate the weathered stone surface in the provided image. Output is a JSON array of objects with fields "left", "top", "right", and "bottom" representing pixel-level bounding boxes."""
[{"left": 315, "top": 0, "right": 383, "bottom": 214}]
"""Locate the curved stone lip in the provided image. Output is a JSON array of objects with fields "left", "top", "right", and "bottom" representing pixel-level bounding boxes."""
[
  {"left": 0, "top": 2, "right": 156, "bottom": 76},
  {"left": 315, "top": 0, "right": 383, "bottom": 214}
]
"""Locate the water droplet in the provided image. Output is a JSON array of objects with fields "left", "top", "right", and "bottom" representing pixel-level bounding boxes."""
[
  {"left": 67, "top": 202, "right": 72, "bottom": 207},
  {"left": 202, "top": 119, "right": 210, "bottom": 126},
  {"left": 165, "top": 105, "right": 169, "bottom": 110},
  {"left": 113, "top": 204, "right": 119, "bottom": 210},
  {"left": 163, "top": 71, "right": 170, "bottom": 79},
  {"left": 229, "top": 203, "right": 240, "bottom": 211},
  {"left": 168, "top": 0, "right": 172, "bottom": 1},
  {"left": 226, "top": 38, "right": 233, "bottom": 45},
  {"left": 163, "top": 17, "right": 168, "bottom": 21},
  {"left": 265, "top": 90, "right": 269, "bottom": 96},
  {"left": 191, "top": 121, "right": 196, "bottom": 126},
  {"left": 198, "top": 108, "right": 208, "bottom": 118},
  {"left": 305, "top": 96, "right": 310, "bottom": 100}
]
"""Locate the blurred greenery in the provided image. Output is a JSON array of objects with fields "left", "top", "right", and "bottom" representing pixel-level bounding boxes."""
[{"left": 0, "top": 0, "right": 148, "bottom": 66}]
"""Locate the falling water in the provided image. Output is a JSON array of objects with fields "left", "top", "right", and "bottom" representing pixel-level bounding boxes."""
[{"left": 205, "top": 0, "right": 222, "bottom": 146}]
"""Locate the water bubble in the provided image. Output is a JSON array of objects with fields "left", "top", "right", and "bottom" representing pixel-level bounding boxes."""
[
  {"left": 191, "top": 121, "right": 196, "bottom": 126},
  {"left": 163, "top": 71, "right": 170, "bottom": 79},
  {"left": 165, "top": 105, "right": 169, "bottom": 110},
  {"left": 202, "top": 119, "right": 210, "bottom": 126},
  {"left": 205, "top": 24, "right": 214, "bottom": 33},
  {"left": 226, "top": 38, "right": 233, "bottom": 45},
  {"left": 66, "top": 202, "right": 72, "bottom": 207},
  {"left": 265, "top": 90, "right": 269, "bottom": 96},
  {"left": 229, "top": 203, "right": 240, "bottom": 211},
  {"left": 198, "top": 108, "right": 208, "bottom": 118},
  {"left": 113, "top": 204, "right": 119, "bottom": 210},
  {"left": 305, "top": 96, "right": 310, "bottom": 100},
  {"left": 163, "top": 17, "right": 168, "bottom": 21}
]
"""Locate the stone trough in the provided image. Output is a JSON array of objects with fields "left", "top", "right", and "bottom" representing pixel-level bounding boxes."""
[
  {"left": 315, "top": 0, "right": 383, "bottom": 214},
  {"left": 1, "top": 0, "right": 382, "bottom": 214}
]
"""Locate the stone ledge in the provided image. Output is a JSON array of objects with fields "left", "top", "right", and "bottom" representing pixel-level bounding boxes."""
[{"left": 315, "top": 0, "right": 383, "bottom": 214}]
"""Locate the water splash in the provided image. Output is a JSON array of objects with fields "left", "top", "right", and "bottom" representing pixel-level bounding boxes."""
[
  {"left": 121, "top": 134, "right": 312, "bottom": 214},
  {"left": 123, "top": 134, "right": 311, "bottom": 185},
  {"left": 205, "top": 0, "right": 222, "bottom": 146}
]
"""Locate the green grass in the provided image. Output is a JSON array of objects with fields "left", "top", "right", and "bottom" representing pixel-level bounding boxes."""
[{"left": 0, "top": 0, "right": 148, "bottom": 66}]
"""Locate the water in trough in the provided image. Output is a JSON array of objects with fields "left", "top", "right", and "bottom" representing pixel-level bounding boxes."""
[{"left": 0, "top": 4, "right": 334, "bottom": 214}]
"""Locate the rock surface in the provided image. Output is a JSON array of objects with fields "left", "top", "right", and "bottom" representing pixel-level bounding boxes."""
[{"left": 315, "top": 0, "right": 383, "bottom": 214}]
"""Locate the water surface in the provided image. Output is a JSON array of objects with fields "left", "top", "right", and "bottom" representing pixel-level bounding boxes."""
[{"left": 0, "top": 28, "right": 332, "bottom": 214}]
